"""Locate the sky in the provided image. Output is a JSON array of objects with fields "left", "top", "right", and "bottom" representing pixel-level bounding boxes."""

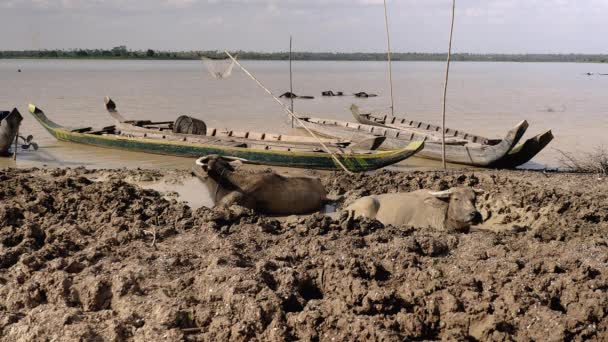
[{"left": 1, "top": 0, "right": 607, "bottom": 53}]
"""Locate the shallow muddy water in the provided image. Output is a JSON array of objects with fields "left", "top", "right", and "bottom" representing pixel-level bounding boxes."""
[{"left": 1, "top": 59, "right": 607, "bottom": 170}]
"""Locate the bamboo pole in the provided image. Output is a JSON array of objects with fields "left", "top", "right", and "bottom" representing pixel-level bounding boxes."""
[
  {"left": 13, "top": 127, "right": 18, "bottom": 161},
  {"left": 442, "top": 0, "right": 456, "bottom": 170},
  {"left": 289, "top": 36, "right": 294, "bottom": 128},
  {"left": 224, "top": 50, "right": 354, "bottom": 174},
  {"left": 383, "top": 0, "right": 395, "bottom": 116}
]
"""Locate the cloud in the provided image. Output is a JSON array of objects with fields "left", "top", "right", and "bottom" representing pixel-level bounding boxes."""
[
  {"left": 1, "top": 0, "right": 607, "bottom": 53},
  {"left": 164, "top": 0, "right": 197, "bottom": 8}
]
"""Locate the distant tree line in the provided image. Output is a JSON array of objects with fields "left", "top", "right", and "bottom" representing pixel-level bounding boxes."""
[{"left": 1, "top": 47, "right": 607, "bottom": 63}]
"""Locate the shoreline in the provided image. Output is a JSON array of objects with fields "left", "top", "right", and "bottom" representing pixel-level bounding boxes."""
[
  {"left": 2, "top": 53, "right": 608, "bottom": 63},
  {"left": 3, "top": 58, "right": 608, "bottom": 65}
]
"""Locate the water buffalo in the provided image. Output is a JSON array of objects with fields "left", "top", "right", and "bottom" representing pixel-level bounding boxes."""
[
  {"left": 322, "top": 90, "right": 344, "bottom": 96},
  {"left": 354, "top": 92, "right": 378, "bottom": 98},
  {"left": 279, "top": 92, "right": 315, "bottom": 99},
  {"left": 344, "top": 187, "right": 483, "bottom": 232},
  {"left": 193, "top": 155, "right": 329, "bottom": 215}
]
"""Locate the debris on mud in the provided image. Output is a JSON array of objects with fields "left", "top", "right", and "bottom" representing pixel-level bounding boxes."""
[{"left": 0, "top": 167, "right": 606, "bottom": 340}]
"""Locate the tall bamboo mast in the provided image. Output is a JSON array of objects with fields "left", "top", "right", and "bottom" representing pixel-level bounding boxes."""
[
  {"left": 442, "top": 0, "right": 456, "bottom": 170},
  {"left": 383, "top": 0, "right": 395, "bottom": 116},
  {"left": 289, "top": 36, "right": 294, "bottom": 128}
]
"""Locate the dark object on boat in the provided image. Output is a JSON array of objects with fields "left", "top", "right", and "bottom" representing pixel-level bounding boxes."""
[
  {"left": 585, "top": 72, "right": 594, "bottom": 76},
  {"left": 173, "top": 115, "right": 207, "bottom": 135},
  {"left": 279, "top": 92, "right": 314, "bottom": 100},
  {"left": 322, "top": 91, "right": 344, "bottom": 96},
  {"left": 349, "top": 105, "right": 552, "bottom": 168},
  {"left": 18, "top": 69, "right": 21, "bottom": 73},
  {"left": 28, "top": 102, "right": 423, "bottom": 172},
  {"left": 354, "top": 92, "right": 378, "bottom": 98},
  {"left": 0, "top": 109, "right": 23, "bottom": 157}
]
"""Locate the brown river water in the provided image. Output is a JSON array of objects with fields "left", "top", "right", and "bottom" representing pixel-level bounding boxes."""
[{"left": 1, "top": 59, "right": 607, "bottom": 170}]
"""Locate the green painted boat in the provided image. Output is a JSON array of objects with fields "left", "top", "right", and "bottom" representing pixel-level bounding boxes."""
[{"left": 28, "top": 104, "right": 424, "bottom": 172}]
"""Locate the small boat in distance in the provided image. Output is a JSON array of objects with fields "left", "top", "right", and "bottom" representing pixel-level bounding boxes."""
[
  {"left": 29, "top": 104, "right": 424, "bottom": 172},
  {"left": 0, "top": 109, "right": 23, "bottom": 157}
]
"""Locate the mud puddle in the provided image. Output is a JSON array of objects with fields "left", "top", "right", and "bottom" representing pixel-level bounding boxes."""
[{"left": 140, "top": 176, "right": 212, "bottom": 210}]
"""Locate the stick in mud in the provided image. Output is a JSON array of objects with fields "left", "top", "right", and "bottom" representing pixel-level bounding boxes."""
[
  {"left": 383, "top": 0, "right": 395, "bottom": 117},
  {"left": 143, "top": 221, "right": 158, "bottom": 249},
  {"left": 441, "top": 0, "right": 456, "bottom": 171},
  {"left": 142, "top": 229, "right": 157, "bottom": 247},
  {"left": 13, "top": 125, "right": 19, "bottom": 161}
]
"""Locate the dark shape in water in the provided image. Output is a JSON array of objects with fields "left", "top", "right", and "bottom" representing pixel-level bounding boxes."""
[
  {"left": 354, "top": 92, "right": 378, "bottom": 98},
  {"left": 322, "top": 90, "right": 344, "bottom": 96}
]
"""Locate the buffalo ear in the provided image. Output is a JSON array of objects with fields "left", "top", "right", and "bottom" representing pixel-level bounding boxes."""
[
  {"left": 195, "top": 157, "right": 209, "bottom": 171},
  {"left": 424, "top": 196, "right": 448, "bottom": 207},
  {"left": 429, "top": 189, "right": 453, "bottom": 199},
  {"left": 195, "top": 156, "right": 208, "bottom": 166}
]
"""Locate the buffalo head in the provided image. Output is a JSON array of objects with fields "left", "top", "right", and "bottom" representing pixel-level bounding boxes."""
[
  {"left": 195, "top": 155, "right": 243, "bottom": 176},
  {"left": 429, "top": 187, "right": 484, "bottom": 231}
]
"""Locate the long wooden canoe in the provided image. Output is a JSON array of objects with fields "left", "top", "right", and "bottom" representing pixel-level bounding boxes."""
[
  {"left": 350, "top": 105, "right": 553, "bottom": 168},
  {"left": 105, "top": 97, "right": 386, "bottom": 151},
  {"left": 350, "top": 105, "right": 494, "bottom": 145},
  {"left": 28, "top": 104, "right": 424, "bottom": 172},
  {"left": 297, "top": 116, "right": 528, "bottom": 167},
  {"left": 0, "top": 108, "right": 22, "bottom": 157}
]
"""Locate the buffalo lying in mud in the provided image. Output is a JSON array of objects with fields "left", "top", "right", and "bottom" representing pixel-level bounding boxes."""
[
  {"left": 193, "top": 155, "right": 329, "bottom": 215},
  {"left": 345, "top": 187, "right": 484, "bottom": 232}
]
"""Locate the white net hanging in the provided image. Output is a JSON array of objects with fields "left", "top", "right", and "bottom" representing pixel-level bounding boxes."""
[{"left": 201, "top": 55, "right": 237, "bottom": 80}]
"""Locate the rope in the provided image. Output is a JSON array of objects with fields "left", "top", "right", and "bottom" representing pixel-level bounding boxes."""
[
  {"left": 441, "top": 0, "right": 456, "bottom": 170},
  {"left": 383, "top": 0, "right": 395, "bottom": 117},
  {"left": 224, "top": 50, "right": 354, "bottom": 174}
]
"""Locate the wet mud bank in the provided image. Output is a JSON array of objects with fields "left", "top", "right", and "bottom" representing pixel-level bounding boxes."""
[{"left": 0, "top": 167, "right": 607, "bottom": 341}]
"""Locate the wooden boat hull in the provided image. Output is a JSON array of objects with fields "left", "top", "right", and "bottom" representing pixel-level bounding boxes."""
[
  {"left": 350, "top": 105, "right": 552, "bottom": 168},
  {"left": 0, "top": 109, "right": 23, "bottom": 157},
  {"left": 350, "top": 105, "right": 493, "bottom": 145},
  {"left": 104, "top": 96, "right": 386, "bottom": 152},
  {"left": 28, "top": 104, "right": 424, "bottom": 172},
  {"left": 488, "top": 130, "right": 554, "bottom": 169},
  {"left": 299, "top": 117, "right": 528, "bottom": 167}
]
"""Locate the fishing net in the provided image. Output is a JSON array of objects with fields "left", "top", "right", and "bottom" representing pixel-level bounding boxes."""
[{"left": 201, "top": 55, "right": 237, "bottom": 80}]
